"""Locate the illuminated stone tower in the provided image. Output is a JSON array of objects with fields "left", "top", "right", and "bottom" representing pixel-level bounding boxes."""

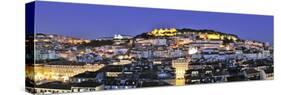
[{"left": 172, "top": 58, "right": 190, "bottom": 86}]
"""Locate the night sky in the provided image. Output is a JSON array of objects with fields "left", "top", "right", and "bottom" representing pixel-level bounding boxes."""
[{"left": 34, "top": 1, "right": 273, "bottom": 44}]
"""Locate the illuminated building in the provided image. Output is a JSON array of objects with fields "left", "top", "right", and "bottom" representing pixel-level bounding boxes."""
[
  {"left": 172, "top": 58, "right": 190, "bottom": 86},
  {"left": 153, "top": 60, "right": 162, "bottom": 65},
  {"left": 188, "top": 47, "right": 198, "bottom": 55},
  {"left": 148, "top": 28, "right": 177, "bottom": 37},
  {"left": 172, "top": 58, "right": 190, "bottom": 79},
  {"left": 198, "top": 33, "right": 238, "bottom": 41},
  {"left": 176, "top": 29, "right": 238, "bottom": 41},
  {"left": 174, "top": 38, "right": 193, "bottom": 46},
  {"left": 26, "top": 63, "right": 105, "bottom": 84}
]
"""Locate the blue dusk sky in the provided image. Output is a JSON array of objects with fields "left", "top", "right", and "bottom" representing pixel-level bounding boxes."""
[{"left": 34, "top": 1, "right": 273, "bottom": 44}]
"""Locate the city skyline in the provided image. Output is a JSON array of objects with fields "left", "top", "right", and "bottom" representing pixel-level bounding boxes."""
[
  {"left": 26, "top": 1, "right": 274, "bottom": 94},
  {"left": 34, "top": 1, "right": 273, "bottom": 44}
]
